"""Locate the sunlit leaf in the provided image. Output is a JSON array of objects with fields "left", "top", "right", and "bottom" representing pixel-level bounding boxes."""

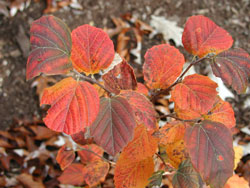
[
  {"left": 233, "top": 146, "right": 243, "bottom": 170},
  {"left": 224, "top": 174, "right": 249, "bottom": 188},
  {"left": 71, "top": 25, "right": 115, "bottom": 75},
  {"left": 182, "top": 15, "right": 233, "bottom": 58},
  {"left": 78, "top": 144, "right": 103, "bottom": 164},
  {"left": 185, "top": 120, "right": 234, "bottom": 188},
  {"left": 114, "top": 155, "right": 154, "bottom": 188},
  {"left": 172, "top": 160, "right": 204, "bottom": 188},
  {"left": 102, "top": 59, "right": 137, "bottom": 94},
  {"left": 120, "top": 91, "right": 157, "bottom": 130},
  {"left": 41, "top": 77, "right": 99, "bottom": 135},
  {"left": 27, "top": 15, "right": 72, "bottom": 80},
  {"left": 159, "top": 121, "right": 186, "bottom": 145},
  {"left": 159, "top": 121, "right": 188, "bottom": 168},
  {"left": 171, "top": 74, "right": 218, "bottom": 114},
  {"left": 204, "top": 97, "right": 235, "bottom": 129},
  {"left": 56, "top": 144, "right": 75, "bottom": 170},
  {"left": 143, "top": 44, "right": 185, "bottom": 89},
  {"left": 121, "top": 124, "right": 158, "bottom": 162},
  {"left": 90, "top": 96, "right": 136, "bottom": 156},
  {"left": 82, "top": 160, "right": 109, "bottom": 187},
  {"left": 58, "top": 163, "right": 85, "bottom": 186},
  {"left": 175, "top": 105, "right": 202, "bottom": 120},
  {"left": 211, "top": 48, "right": 250, "bottom": 94},
  {"left": 136, "top": 83, "right": 149, "bottom": 96},
  {"left": 166, "top": 139, "right": 189, "bottom": 168}
]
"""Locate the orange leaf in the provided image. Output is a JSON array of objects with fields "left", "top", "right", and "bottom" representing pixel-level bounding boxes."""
[
  {"left": 90, "top": 96, "right": 136, "bottom": 156},
  {"left": 212, "top": 48, "right": 250, "bottom": 94},
  {"left": 114, "top": 155, "right": 154, "bottom": 188},
  {"left": 56, "top": 144, "right": 75, "bottom": 170},
  {"left": 41, "top": 77, "right": 99, "bottom": 135},
  {"left": 82, "top": 160, "right": 109, "bottom": 187},
  {"left": 159, "top": 121, "right": 186, "bottom": 145},
  {"left": 204, "top": 97, "right": 235, "bottom": 129},
  {"left": 58, "top": 163, "right": 85, "bottom": 186},
  {"left": 71, "top": 25, "right": 115, "bottom": 75},
  {"left": 120, "top": 91, "right": 157, "bottom": 130},
  {"left": 234, "top": 146, "right": 243, "bottom": 170},
  {"left": 102, "top": 59, "right": 137, "bottom": 94},
  {"left": 78, "top": 144, "right": 104, "bottom": 164},
  {"left": 171, "top": 74, "right": 218, "bottom": 114},
  {"left": 159, "top": 121, "right": 188, "bottom": 168},
  {"left": 182, "top": 15, "right": 233, "bottom": 58},
  {"left": 121, "top": 124, "right": 158, "bottom": 162},
  {"left": 165, "top": 139, "right": 189, "bottom": 168},
  {"left": 143, "top": 44, "right": 185, "bottom": 89},
  {"left": 224, "top": 174, "right": 249, "bottom": 188},
  {"left": 26, "top": 16, "right": 72, "bottom": 80},
  {"left": 175, "top": 105, "right": 202, "bottom": 120}
]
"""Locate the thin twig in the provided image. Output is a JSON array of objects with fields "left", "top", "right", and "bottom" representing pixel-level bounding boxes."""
[
  {"left": 69, "top": 146, "right": 116, "bottom": 166},
  {"left": 73, "top": 69, "right": 113, "bottom": 96},
  {"left": 155, "top": 153, "right": 175, "bottom": 172},
  {"left": 151, "top": 56, "right": 208, "bottom": 102},
  {"left": 159, "top": 114, "right": 201, "bottom": 123}
]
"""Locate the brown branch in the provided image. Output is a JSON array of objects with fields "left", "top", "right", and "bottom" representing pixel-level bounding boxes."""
[
  {"left": 72, "top": 146, "right": 116, "bottom": 166},
  {"left": 155, "top": 153, "right": 175, "bottom": 172},
  {"left": 150, "top": 56, "right": 208, "bottom": 102},
  {"left": 73, "top": 69, "right": 113, "bottom": 96},
  {"left": 159, "top": 114, "right": 201, "bottom": 123}
]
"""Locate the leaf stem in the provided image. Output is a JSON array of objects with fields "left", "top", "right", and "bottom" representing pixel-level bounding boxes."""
[
  {"left": 155, "top": 153, "right": 175, "bottom": 172},
  {"left": 150, "top": 56, "right": 207, "bottom": 102},
  {"left": 69, "top": 146, "right": 116, "bottom": 166},
  {"left": 73, "top": 69, "right": 113, "bottom": 96},
  {"left": 159, "top": 114, "right": 201, "bottom": 123}
]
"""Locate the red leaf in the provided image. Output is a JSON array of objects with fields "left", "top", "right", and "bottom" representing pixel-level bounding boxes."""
[
  {"left": 211, "top": 48, "right": 250, "bottom": 94},
  {"left": 78, "top": 144, "right": 104, "bottom": 164},
  {"left": 182, "top": 15, "right": 233, "bottom": 58},
  {"left": 56, "top": 144, "right": 75, "bottom": 170},
  {"left": 90, "top": 96, "right": 136, "bottom": 156},
  {"left": 143, "top": 44, "right": 185, "bottom": 89},
  {"left": 171, "top": 74, "right": 218, "bottom": 114},
  {"left": 204, "top": 97, "right": 236, "bottom": 129},
  {"left": 71, "top": 129, "right": 93, "bottom": 145},
  {"left": 185, "top": 120, "right": 234, "bottom": 188},
  {"left": 27, "top": 15, "right": 72, "bottom": 80},
  {"left": 58, "top": 163, "right": 85, "bottom": 185},
  {"left": 41, "top": 77, "right": 99, "bottom": 135},
  {"left": 71, "top": 25, "right": 115, "bottom": 75},
  {"left": 136, "top": 83, "right": 149, "bottom": 96},
  {"left": 120, "top": 91, "right": 157, "bottom": 130},
  {"left": 82, "top": 160, "right": 109, "bottom": 187},
  {"left": 102, "top": 59, "right": 137, "bottom": 94}
]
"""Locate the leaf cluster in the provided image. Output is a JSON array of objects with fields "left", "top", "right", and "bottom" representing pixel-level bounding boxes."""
[{"left": 26, "top": 15, "right": 250, "bottom": 188}]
